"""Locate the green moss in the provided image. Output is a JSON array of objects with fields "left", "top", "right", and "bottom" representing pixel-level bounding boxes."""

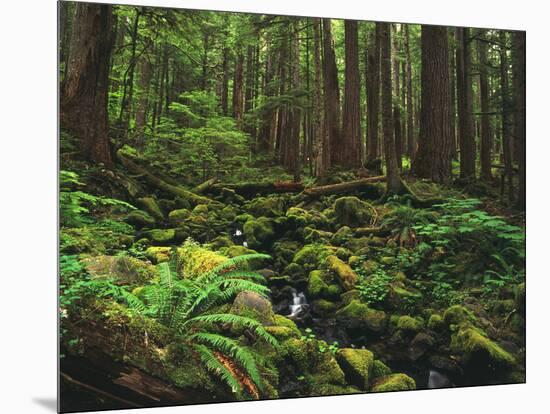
[
  {"left": 312, "top": 299, "right": 338, "bottom": 315},
  {"left": 136, "top": 197, "right": 164, "bottom": 221},
  {"left": 125, "top": 210, "right": 155, "bottom": 228},
  {"left": 336, "top": 348, "right": 374, "bottom": 390},
  {"left": 221, "top": 245, "right": 256, "bottom": 257},
  {"left": 327, "top": 255, "right": 358, "bottom": 291},
  {"left": 246, "top": 196, "right": 287, "bottom": 217},
  {"left": 265, "top": 325, "right": 300, "bottom": 340},
  {"left": 168, "top": 208, "right": 191, "bottom": 224},
  {"left": 307, "top": 270, "right": 332, "bottom": 298},
  {"left": 371, "top": 360, "right": 392, "bottom": 379},
  {"left": 427, "top": 314, "right": 444, "bottom": 331},
  {"left": 281, "top": 338, "right": 310, "bottom": 371},
  {"left": 219, "top": 205, "right": 238, "bottom": 221},
  {"left": 146, "top": 229, "right": 176, "bottom": 245},
  {"left": 243, "top": 217, "right": 275, "bottom": 249},
  {"left": 176, "top": 242, "right": 227, "bottom": 279},
  {"left": 380, "top": 256, "right": 395, "bottom": 266},
  {"left": 370, "top": 373, "right": 416, "bottom": 392},
  {"left": 340, "top": 289, "right": 360, "bottom": 305},
  {"left": 336, "top": 300, "right": 387, "bottom": 333},
  {"left": 331, "top": 226, "right": 353, "bottom": 245},
  {"left": 396, "top": 315, "right": 424, "bottom": 333},
  {"left": 443, "top": 305, "right": 477, "bottom": 327},
  {"left": 386, "top": 285, "right": 423, "bottom": 310},
  {"left": 83, "top": 255, "right": 158, "bottom": 286},
  {"left": 235, "top": 213, "right": 254, "bottom": 224},
  {"left": 231, "top": 291, "right": 275, "bottom": 325},
  {"left": 286, "top": 207, "right": 329, "bottom": 228},
  {"left": 304, "top": 227, "right": 333, "bottom": 244},
  {"left": 450, "top": 326, "right": 516, "bottom": 367},
  {"left": 192, "top": 204, "right": 209, "bottom": 215},
  {"left": 145, "top": 246, "right": 171, "bottom": 264},
  {"left": 333, "top": 196, "right": 376, "bottom": 227},
  {"left": 208, "top": 235, "right": 233, "bottom": 250},
  {"left": 273, "top": 315, "right": 300, "bottom": 333},
  {"left": 293, "top": 244, "right": 330, "bottom": 272}
]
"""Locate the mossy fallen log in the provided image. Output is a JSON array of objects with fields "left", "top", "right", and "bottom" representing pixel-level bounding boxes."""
[
  {"left": 303, "top": 176, "right": 385, "bottom": 198},
  {"left": 193, "top": 177, "right": 218, "bottom": 194},
  {"left": 117, "top": 150, "right": 218, "bottom": 206},
  {"left": 209, "top": 181, "right": 304, "bottom": 197}
]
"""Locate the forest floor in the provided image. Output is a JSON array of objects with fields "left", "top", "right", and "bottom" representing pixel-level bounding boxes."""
[{"left": 59, "top": 148, "right": 526, "bottom": 411}]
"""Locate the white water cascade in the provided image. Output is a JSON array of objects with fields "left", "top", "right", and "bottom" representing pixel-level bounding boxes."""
[{"left": 288, "top": 288, "right": 308, "bottom": 318}]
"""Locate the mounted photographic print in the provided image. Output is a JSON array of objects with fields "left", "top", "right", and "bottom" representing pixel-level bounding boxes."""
[{"left": 59, "top": 0, "right": 526, "bottom": 412}]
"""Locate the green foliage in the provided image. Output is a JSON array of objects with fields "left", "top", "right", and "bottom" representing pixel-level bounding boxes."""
[
  {"left": 381, "top": 198, "right": 437, "bottom": 247},
  {"left": 356, "top": 268, "right": 393, "bottom": 307},
  {"left": 90, "top": 253, "right": 277, "bottom": 399}
]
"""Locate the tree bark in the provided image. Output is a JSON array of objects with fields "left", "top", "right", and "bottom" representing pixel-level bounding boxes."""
[
  {"left": 232, "top": 52, "right": 245, "bottom": 127},
  {"left": 322, "top": 19, "right": 341, "bottom": 166},
  {"left": 341, "top": 20, "right": 362, "bottom": 168},
  {"left": 478, "top": 31, "right": 493, "bottom": 180},
  {"left": 512, "top": 31, "right": 526, "bottom": 210},
  {"left": 404, "top": 25, "right": 415, "bottom": 160},
  {"left": 456, "top": 28, "right": 476, "bottom": 179},
  {"left": 499, "top": 31, "right": 514, "bottom": 202},
  {"left": 60, "top": 3, "right": 115, "bottom": 167},
  {"left": 392, "top": 24, "right": 403, "bottom": 170},
  {"left": 380, "top": 23, "right": 402, "bottom": 194},
  {"left": 411, "top": 25, "right": 452, "bottom": 184},
  {"left": 312, "top": 18, "right": 326, "bottom": 177},
  {"left": 366, "top": 24, "right": 381, "bottom": 164}
]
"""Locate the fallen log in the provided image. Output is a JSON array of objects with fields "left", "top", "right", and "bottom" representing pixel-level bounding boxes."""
[
  {"left": 194, "top": 177, "right": 218, "bottom": 194},
  {"left": 117, "top": 150, "right": 219, "bottom": 206},
  {"left": 209, "top": 181, "right": 304, "bottom": 197},
  {"left": 354, "top": 226, "right": 391, "bottom": 237},
  {"left": 303, "top": 176, "right": 385, "bottom": 198}
]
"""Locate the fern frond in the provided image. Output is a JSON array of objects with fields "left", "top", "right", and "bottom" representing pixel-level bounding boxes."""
[
  {"left": 190, "top": 332, "right": 263, "bottom": 390},
  {"left": 197, "top": 254, "right": 271, "bottom": 284},
  {"left": 158, "top": 262, "right": 175, "bottom": 289},
  {"left": 194, "top": 344, "right": 243, "bottom": 397}
]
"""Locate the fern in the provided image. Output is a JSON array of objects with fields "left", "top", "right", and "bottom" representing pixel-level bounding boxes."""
[{"left": 94, "top": 251, "right": 276, "bottom": 398}]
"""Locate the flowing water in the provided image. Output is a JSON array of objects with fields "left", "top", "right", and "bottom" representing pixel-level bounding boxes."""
[{"left": 288, "top": 288, "right": 308, "bottom": 318}]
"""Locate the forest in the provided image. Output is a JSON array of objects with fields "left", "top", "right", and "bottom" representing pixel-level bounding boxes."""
[{"left": 58, "top": 1, "right": 526, "bottom": 412}]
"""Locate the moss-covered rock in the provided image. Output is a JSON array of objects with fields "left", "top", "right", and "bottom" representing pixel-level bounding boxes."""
[
  {"left": 307, "top": 270, "right": 334, "bottom": 298},
  {"left": 346, "top": 237, "right": 372, "bottom": 254},
  {"left": 370, "top": 373, "right": 416, "bottom": 392},
  {"left": 304, "top": 227, "right": 333, "bottom": 244},
  {"left": 443, "top": 305, "right": 477, "bottom": 327},
  {"left": 450, "top": 326, "right": 516, "bottom": 368},
  {"left": 331, "top": 226, "right": 353, "bottom": 246},
  {"left": 386, "top": 285, "right": 423, "bottom": 310},
  {"left": 243, "top": 217, "right": 275, "bottom": 249},
  {"left": 327, "top": 255, "right": 358, "bottom": 291},
  {"left": 219, "top": 205, "right": 238, "bottom": 221},
  {"left": 336, "top": 300, "right": 387, "bottom": 333},
  {"left": 221, "top": 245, "right": 257, "bottom": 258},
  {"left": 427, "top": 314, "right": 444, "bottom": 331},
  {"left": 312, "top": 299, "right": 338, "bottom": 315},
  {"left": 396, "top": 315, "right": 424, "bottom": 333},
  {"left": 333, "top": 196, "right": 376, "bottom": 227},
  {"left": 145, "top": 228, "right": 176, "bottom": 245},
  {"left": 136, "top": 197, "right": 164, "bottom": 221},
  {"left": 83, "top": 255, "right": 158, "bottom": 286},
  {"left": 176, "top": 242, "right": 227, "bottom": 279},
  {"left": 125, "top": 209, "right": 155, "bottom": 228},
  {"left": 168, "top": 208, "right": 191, "bottom": 225},
  {"left": 145, "top": 246, "right": 171, "bottom": 264},
  {"left": 192, "top": 204, "right": 209, "bottom": 215},
  {"left": 231, "top": 291, "right": 275, "bottom": 325},
  {"left": 293, "top": 244, "right": 330, "bottom": 273},
  {"left": 265, "top": 315, "right": 301, "bottom": 340},
  {"left": 340, "top": 289, "right": 360, "bottom": 305},
  {"left": 371, "top": 359, "right": 392, "bottom": 379},
  {"left": 245, "top": 196, "right": 287, "bottom": 217},
  {"left": 336, "top": 348, "right": 374, "bottom": 390},
  {"left": 208, "top": 235, "right": 234, "bottom": 250},
  {"left": 286, "top": 207, "right": 329, "bottom": 229}
]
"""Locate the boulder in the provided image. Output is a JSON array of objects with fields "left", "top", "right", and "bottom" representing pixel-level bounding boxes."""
[
  {"left": 327, "top": 255, "right": 358, "bottom": 291},
  {"left": 145, "top": 246, "right": 171, "bottom": 264},
  {"left": 136, "top": 197, "right": 164, "bottom": 222},
  {"left": 333, "top": 196, "right": 376, "bottom": 227},
  {"left": 125, "top": 210, "right": 155, "bottom": 228},
  {"left": 231, "top": 291, "right": 275, "bottom": 325},
  {"left": 370, "top": 373, "right": 416, "bottom": 392},
  {"left": 83, "top": 255, "right": 158, "bottom": 286},
  {"left": 336, "top": 348, "right": 374, "bottom": 390},
  {"left": 336, "top": 300, "right": 387, "bottom": 333},
  {"left": 243, "top": 217, "right": 275, "bottom": 249}
]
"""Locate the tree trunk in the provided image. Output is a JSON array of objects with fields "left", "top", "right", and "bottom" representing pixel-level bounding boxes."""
[
  {"left": 232, "top": 52, "right": 245, "bottom": 127},
  {"left": 512, "top": 31, "right": 526, "bottom": 210},
  {"left": 404, "top": 25, "right": 415, "bottom": 160},
  {"left": 449, "top": 33, "right": 457, "bottom": 161},
  {"left": 392, "top": 24, "right": 403, "bottom": 170},
  {"left": 499, "top": 31, "right": 514, "bottom": 202},
  {"left": 380, "top": 23, "right": 402, "bottom": 194},
  {"left": 290, "top": 21, "right": 302, "bottom": 182},
  {"left": 221, "top": 47, "right": 230, "bottom": 115},
  {"left": 303, "top": 176, "right": 385, "bottom": 198},
  {"left": 322, "top": 19, "right": 341, "bottom": 166},
  {"left": 478, "top": 31, "right": 493, "bottom": 180},
  {"left": 60, "top": 3, "right": 115, "bottom": 167},
  {"left": 134, "top": 54, "right": 152, "bottom": 148},
  {"left": 312, "top": 18, "right": 326, "bottom": 177},
  {"left": 342, "top": 20, "right": 362, "bottom": 168},
  {"left": 366, "top": 24, "right": 381, "bottom": 164},
  {"left": 456, "top": 28, "right": 476, "bottom": 179},
  {"left": 411, "top": 25, "right": 452, "bottom": 184}
]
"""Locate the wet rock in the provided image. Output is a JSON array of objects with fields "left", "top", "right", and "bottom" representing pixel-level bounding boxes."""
[
  {"left": 333, "top": 196, "right": 376, "bottom": 228},
  {"left": 231, "top": 291, "right": 276, "bottom": 325},
  {"left": 409, "top": 333, "right": 435, "bottom": 361},
  {"left": 125, "top": 209, "right": 155, "bottom": 228},
  {"left": 336, "top": 348, "right": 374, "bottom": 390},
  {"left": 83, "top": 255, "right": 158, "bottom": 286},
  {"left": 136, "top": 197, "right": 164, "bottom": 221},
  {"left": 243, "top": 216, "right": 275, "bottom": 249},
  {"left": 370, "top": 373, "right": 416, "bottom": 392},
  {"left": 327, "top": 255, "right": 358, "bottom": 291},
  {"left": 167, "top": 208, "right": 191, "bottom": 225},
  {"left": 336, "top": 300, "right": 387, "bottom": 334}
]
